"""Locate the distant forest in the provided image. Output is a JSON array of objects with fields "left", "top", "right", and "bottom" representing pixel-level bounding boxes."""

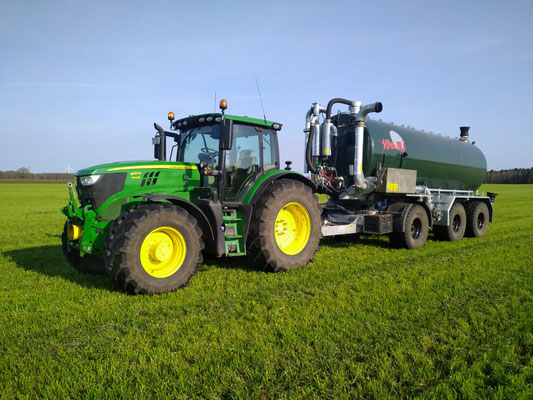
[
  {"left": 485, "top": 168, "right": 533, "bottom": 184},
  {"left": 0, "top": 167, "right": 74, "bottom": 181},
  {"left": 1, "top": 167, "right": 532, "bottom": 184}
]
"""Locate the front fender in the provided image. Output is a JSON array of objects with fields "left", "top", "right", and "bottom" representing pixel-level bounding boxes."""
[{"left": 134, "top": 193, "right": 216, "bottom": 245}]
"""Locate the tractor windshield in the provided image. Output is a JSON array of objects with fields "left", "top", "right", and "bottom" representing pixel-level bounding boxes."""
[{"left": 177, "top": 124, "right": 220, "bottom": 168}]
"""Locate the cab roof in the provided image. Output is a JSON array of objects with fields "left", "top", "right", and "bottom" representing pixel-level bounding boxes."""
[{"left": 171, "top": 113, "right": 282, "bottom": 132}]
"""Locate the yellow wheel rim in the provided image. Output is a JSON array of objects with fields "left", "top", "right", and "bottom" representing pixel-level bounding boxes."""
[
  {"left": 139, "top": 226, "right": 186, "bottom": 278},
  {"left": 274, "top": 202, "right": 311, "bottom": 255}
]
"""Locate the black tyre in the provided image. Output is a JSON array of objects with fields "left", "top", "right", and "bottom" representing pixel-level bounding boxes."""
[
  {"left": 247, "top": 180, "right": 322, "bottom": 272},
  {"left": 104, "top": 206, "right": 142, "bottom": 278},
  {"left": 389, "top": 204, "right": 429, "bottom": 249},
  {"left": 465, "top": 201, "right": 489, "bottom": 238},
  {"left": 104, "top": 203, "right": 203, "bottom": 294},
  {"left": 61, "top": 222, "right": 106, "bottom": 274},
  {"left": 433, "top": 202, "right": 466, "bottom": 241},
  {"left": 387, "top": 203, "right": 408, "bottom": 248}
]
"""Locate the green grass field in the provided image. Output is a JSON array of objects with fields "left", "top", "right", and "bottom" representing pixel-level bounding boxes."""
[{"left": 0, "top": 183, "right": 531, "bottom": 399}]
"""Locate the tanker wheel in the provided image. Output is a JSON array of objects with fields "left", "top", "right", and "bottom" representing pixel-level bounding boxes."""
[
  {"left": 433, "top": 202, "right": 466, "bottom": 241},
  {"left": 465, "top": 201, "right": 489, "bottom": 238},
  {"left": 389, "top": 204, "right": 428, "bottom": 249},
  {"left": 247, "top": 180, "right": 322, "bottom": 272},
  {"left": 61, "top": 222, "right": 106, "bottom": 274},
  {"left": 104, "top": 203, "right": 203, "bottom": 295}
]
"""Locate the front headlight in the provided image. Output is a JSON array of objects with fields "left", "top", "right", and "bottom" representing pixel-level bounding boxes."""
[{"left": 79, "top": 174, "right": 102, "bottom": 186}]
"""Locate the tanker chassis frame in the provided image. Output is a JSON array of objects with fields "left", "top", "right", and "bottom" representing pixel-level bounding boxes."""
[{"left": 321, "top": 187, "right": 495, "bottom": 242}]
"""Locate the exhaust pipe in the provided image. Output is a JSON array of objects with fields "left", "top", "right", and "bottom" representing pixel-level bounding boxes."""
[{"left": 459, "top": 126, "right": 470, "bottom": 142}]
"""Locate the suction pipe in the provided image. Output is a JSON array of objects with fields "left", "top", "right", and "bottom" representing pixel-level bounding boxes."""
[
  {"left": 304, "top": 103, "right": 326, "bottom": 174},
  {"left": 353, "top": 102, "right": 383, "bottom": 191}
]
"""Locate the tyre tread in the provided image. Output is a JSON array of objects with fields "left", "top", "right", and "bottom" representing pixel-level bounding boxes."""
[
  {"left": 104, "top": 203, "right": 203, "bottom": 294},
  {"left": 247, "top": 180, "right": 321, "bottom": 272}
]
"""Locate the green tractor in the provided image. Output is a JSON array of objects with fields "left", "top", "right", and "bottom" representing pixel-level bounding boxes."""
[{"left": 62, "top": 100, "right": 322, "bottom": 294}]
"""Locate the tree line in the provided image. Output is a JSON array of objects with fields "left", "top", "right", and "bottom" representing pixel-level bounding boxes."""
[
  {"left": 485, "top": 168, "right": 533, "bottom": 184},
  {"left": 0, "top": 167, "right": 74, "bottom": 181},
  {"left": 1, "top": 166, "right": 532, "bottom": 184}
]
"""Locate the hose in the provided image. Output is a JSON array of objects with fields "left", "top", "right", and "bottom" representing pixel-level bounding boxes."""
[
  {"left": 326, "top": 98, "right": 353, "bottom": 120},
  {"left": 306, "top": 122, "right": 318, "bottom": 174}
]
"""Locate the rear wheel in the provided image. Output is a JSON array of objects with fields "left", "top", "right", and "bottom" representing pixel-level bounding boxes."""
[
  {"left": 104, "top": 204, "right": 203, "bottom": 294},
  {"left": 389, "top": 204, "right": 429, "bottom": 249},
  {"left": 465, "top": 201, "right": 489, "bottom": 237},
  {"left": 248, "top": 180, "right": 321, "bottom": 272},
  {"left": 433, "top": 202, "right": 466, "bottom": 241},
  {"left": 61, "top": 222, "right": 106, "bottom": 274}
]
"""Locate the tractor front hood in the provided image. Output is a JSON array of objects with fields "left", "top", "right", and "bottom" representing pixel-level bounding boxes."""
[
  {"left": 73, "top": 160, "right": 200, "bottom": 214},
  {"left": 75, "top": 160, "right": 198, "bottom": 176}
]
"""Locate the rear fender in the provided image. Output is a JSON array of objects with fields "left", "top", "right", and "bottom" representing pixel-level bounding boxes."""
[
  {"left": 244, "top": 171, "right": 316, "bottom": 205},
  {"left": 387, "top": 202, "right": 432, "bottom": 231},
  {"left": 241, "top": 171, "right": 316, "bottom": 242}
]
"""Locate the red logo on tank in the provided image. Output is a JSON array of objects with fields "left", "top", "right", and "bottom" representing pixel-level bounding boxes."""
[{"left": 382, "top": 138, "right": 405, "bottom": 152}]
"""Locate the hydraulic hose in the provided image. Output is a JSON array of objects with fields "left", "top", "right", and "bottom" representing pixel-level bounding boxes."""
[
  {"left": 306, "top": 122, "right": 318, "bottom": 174},
  {"left": 326, "top": 98, "right": 353, "bottom": 120}
]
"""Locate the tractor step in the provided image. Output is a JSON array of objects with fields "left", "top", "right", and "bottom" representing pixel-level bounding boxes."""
[
  {"left": 222, "top": 217, "right": 241, "bottom": 222},
  {"left": 224, "top": 234, "right": 243, "bottom": 239},
  {"left": 222, "top": 209, "right": 246, "bottom": 257}
]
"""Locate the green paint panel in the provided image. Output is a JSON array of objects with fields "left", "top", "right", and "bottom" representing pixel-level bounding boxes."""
[
  {"left": 242, "top": 170, "right": 296, "bottom": 204},
  {"left": 75, "top": 160, "right": 198, "bottom": 176},
  {"left": 333, "top": 114, "right": 487, "bottom": 190},
  {"left": 172, "top": 113, "right": 282, "bottom": 131},
  {"left": 65, "top": 160, "right": 203, "bottom": 255}
]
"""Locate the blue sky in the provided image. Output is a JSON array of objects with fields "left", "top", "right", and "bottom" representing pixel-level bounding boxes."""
[{"left": 1, "top": 0, "right": 531, "bottom": 173}]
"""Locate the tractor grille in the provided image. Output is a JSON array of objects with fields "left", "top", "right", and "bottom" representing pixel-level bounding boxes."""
[{"left": 76, "top": 173, "right": 126, "bottom": 210}]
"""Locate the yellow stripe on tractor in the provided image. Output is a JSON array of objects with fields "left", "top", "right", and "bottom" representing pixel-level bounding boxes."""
[{"left": 107, "top": 165, "right": 197, "bottom": 172}]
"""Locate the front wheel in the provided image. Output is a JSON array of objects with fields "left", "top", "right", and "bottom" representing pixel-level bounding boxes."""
[
  {"left": 104, "top": 204, "right": 203, "bottom": 294},
  {"left": 61, "top": 222, "right": 106, "bottom": 274},
  {"left": 247, "top": 180, "right": 322, "bottom": 272}
]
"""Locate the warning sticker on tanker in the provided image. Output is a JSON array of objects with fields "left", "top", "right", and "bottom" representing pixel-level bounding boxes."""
[
  {"left": 382, "top": 130, "right": 406, "bottom": 152},
  {"left": 387, "top": 181, "right": 399, "bottom": 192}
]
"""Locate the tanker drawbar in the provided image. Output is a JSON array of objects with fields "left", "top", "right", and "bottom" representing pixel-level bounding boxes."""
[{"left": 304, "top": 97, "right": 496, "bottom": 248}]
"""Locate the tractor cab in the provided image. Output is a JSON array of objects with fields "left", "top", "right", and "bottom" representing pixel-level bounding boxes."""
[{"left": 157, "top": 100, "right": 282, "bottom": 203}]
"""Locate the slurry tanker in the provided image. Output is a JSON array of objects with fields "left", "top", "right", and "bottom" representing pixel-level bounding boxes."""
[{"left": 62, "top": 98, "right": 496, "bottom": 294}]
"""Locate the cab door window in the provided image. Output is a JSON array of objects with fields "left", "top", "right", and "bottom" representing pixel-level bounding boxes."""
[
  {"left": 262, "top": 129, "right": 278, "bottom": 171},
  {"left": 223, "top": 124, "right": 261, "bottom": 201}
]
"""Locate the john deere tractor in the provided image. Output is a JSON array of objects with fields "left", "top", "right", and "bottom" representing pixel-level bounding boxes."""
[{"left": 62, "top": 100, "right": 321, "bottom": 294}]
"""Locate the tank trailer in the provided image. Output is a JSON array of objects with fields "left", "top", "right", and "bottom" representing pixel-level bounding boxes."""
[{"left": 61, "top": 98, "right": 496, "bottom": 294}]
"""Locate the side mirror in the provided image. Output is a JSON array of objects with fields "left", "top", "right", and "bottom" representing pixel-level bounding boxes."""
[
  {"left": 153, "top": 123, "right": 166, "bottom": 161},
  {"left": 220, "top": 118, "right": 233, "bottom": 150},
  {"left": 153, "top": 136, "right": 161, "bottom": 160}
]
